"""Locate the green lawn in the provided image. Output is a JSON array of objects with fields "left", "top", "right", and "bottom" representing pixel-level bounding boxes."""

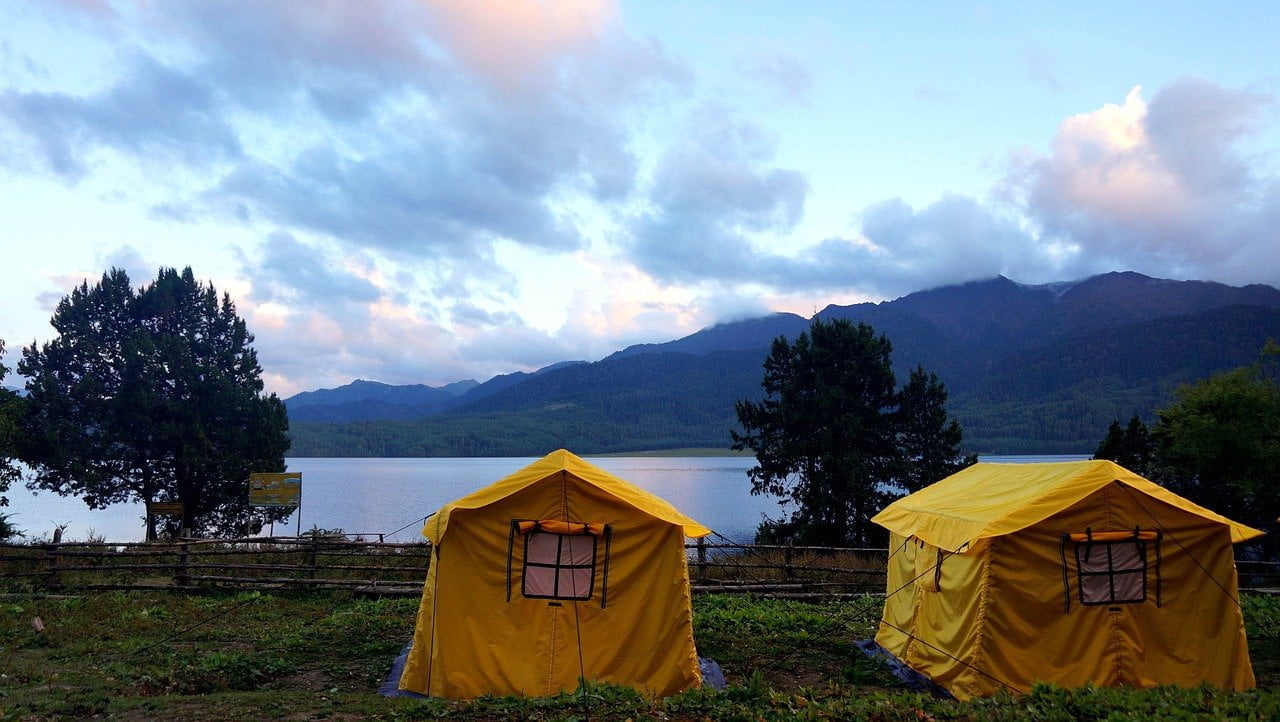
[{"left": 1, "top": 591, "right": 1278, "bottom": 720}]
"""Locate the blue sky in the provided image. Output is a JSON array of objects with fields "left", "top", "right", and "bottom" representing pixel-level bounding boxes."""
[{"left": 1, "top": 1, "right": 1278, "bottom": 395}]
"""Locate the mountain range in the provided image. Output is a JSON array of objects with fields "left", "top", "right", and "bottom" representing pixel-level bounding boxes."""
[{"left": 286, "top": 271, "right": 1280, "bottom": 456}]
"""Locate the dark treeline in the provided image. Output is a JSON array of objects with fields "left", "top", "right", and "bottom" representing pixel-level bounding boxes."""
[{"left": 1092, "top": 341, "right": 1280, "bottom": 549}]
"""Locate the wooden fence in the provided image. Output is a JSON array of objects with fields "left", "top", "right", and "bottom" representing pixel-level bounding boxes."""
[
  {"left": 3, "top": 536, "right": 1278, "bottom": 598},
  {"left": 688, "top": 539, "right": 888, "bottom": 598},
  {"left": 0, "top": 536, "right": 433, "bottom": 597},
  {"left": 0, "top": 536, "right": 889, "bottom": 598}
]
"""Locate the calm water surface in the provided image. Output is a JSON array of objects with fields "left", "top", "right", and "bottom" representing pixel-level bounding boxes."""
[{"left": 2, "top": 454, "right": 1087, "bottom": 543}]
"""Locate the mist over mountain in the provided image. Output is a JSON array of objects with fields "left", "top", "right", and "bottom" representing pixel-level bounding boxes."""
[
  {"left": 608, "top": 313, "right": 811, "bottom": 359},
  {"left": 287, "top": 272, "right": 1280, "bottom": 456}
]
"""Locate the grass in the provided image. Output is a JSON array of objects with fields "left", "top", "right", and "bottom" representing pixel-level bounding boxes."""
[{"left": 1, "top": 591, "right": 1278, "bottom": 720}]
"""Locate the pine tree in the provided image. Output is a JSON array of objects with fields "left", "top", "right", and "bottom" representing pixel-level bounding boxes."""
[
  {"left": 732, "top": 319, "right": 972, "bottom": 546},
  {"left": 1121, "top": 415, "right": 1153, "bottom": 473},
  {"left": 1093, "top": 415, "right": 1152, "bottom": 475},
  {"left": 0, "top": 339, "right": 24, "bottom": 509},
  {"left": 1094, "top": 420, "right": 1126, "bottom": 463},
  {"left": 20, "top": 268, "right": 291, "bottom": 538},
  {"left": 896, "top": 367, "right": 977, "bottom": 493}
]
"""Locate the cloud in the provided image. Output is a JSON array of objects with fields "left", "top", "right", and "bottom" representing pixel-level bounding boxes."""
[
  {"left": 99, "top": 245, "right": 154, "bottom": 285},
  {"left": 1012, "top": 77, "right": 1279, "bottom": 282},
  {"left": 123, "top": 2, "right": 437, "bottom": 122},
  {"left": 2, "top": 53, "right": 240, "bottom": 179},
  {"left": 458, "top": 324, "right": 577, "bottom": 368},
  {"left": 0, "top": 0, "right": 702, "bottom": 395},
  {"left": 626, "top": 108, "right": 809, "bottom": 283},
  {"left": 450, "top": 302, "right": 522, "bottom": 328},
  {"left": 422, "top": 0, "right": 619, "bottom": 96},
  {"left": 746, "top": 52, "right": 813, "bottom": 105},
  {"left": 247, "top": 232, "right": 382, "bottom": 305},
  {"left": 848, "top": 195, "right": 1054, "bottom": 292},
  {"left": 623, "top": 106, "right": 1052, "bottom": 297},
  {"left": 8, "top": 4, "right": 1278, "bottom": 396},
  {"left": 1022, "top": 46, "right": 1062, "bottom": 91},
  {"left": 2, "top": 0, "right": 680, "bottom": 264},
  {"left": 206, "top": 141, "right": 585, "bottom": 260},
  {"left": 248, "top": 303, "right": 472, "bottom": 395},
  {"left": 624, "top": 77, "right": 1280, "bottom": 299},
  {"left": 51, "top": 0, "right": 114, "bottom": 18},
  {"left": 653, "top": 194, "right": 1048, "bottom": 298}
]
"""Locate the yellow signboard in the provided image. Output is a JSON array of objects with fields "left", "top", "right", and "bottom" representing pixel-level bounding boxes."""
[
  {"left": 147, "top": 502, "right": 184, "bottom": 516},
  {"left": 249, "top": 472, "right": 302, "bottom": 507}
]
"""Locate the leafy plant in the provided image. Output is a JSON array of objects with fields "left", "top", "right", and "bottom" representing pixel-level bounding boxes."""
[{"left": 0, "top": 513, "right": 22, "bottom": 542}]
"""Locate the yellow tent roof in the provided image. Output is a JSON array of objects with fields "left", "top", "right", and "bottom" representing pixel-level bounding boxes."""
[
  {"left": 422, "top": 449, "right": 712, "bottom": 543},
  {"left": 872, "top": 459, "right": 1264, "bottom": 553}
]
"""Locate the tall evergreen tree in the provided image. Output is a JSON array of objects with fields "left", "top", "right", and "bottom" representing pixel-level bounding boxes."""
[
  {"left": 0, "top": 339, "right": 25, "bottom": 508},
  {"left": 20, "top": 268, "right": 291, "bottom": 537},
  {"left": 1093, "top": 415, "right": 1153, "bottom": 474},
  {"left": 1095, "top": 420, "right": 1126, "bottom": 461},
  {"left": 733, "top": 319, "right": 971, "bottom": 546},
  {"left": 896, "top": 366, "right": 977, "bottom": 493}
]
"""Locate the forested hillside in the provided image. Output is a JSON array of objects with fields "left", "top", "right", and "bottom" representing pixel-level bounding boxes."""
[
  {"left": 952, "top": 305, "right": 1280, "bottom": 451},
  {"left": 287, "top": 272, "right": 1280, "bottom": 456},
  {"left": 286, "top": 378, "right": 477, "bottom": 422},
  {"left": 289, "top": 350, "right": 765, "bottom": 456}
]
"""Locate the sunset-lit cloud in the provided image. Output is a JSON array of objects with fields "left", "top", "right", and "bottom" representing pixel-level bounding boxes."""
[
  {"left": 1012, "top": 78, "right": 1279, "bottom": 282},
  {"left": 423, "top": 0, "right": 620, "bottom": 94}
]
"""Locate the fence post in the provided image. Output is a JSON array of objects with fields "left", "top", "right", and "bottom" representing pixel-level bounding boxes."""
[
  {"left": 696, "top": 538, "right": 707, "bottom": 581},
  {"left": 43, "top": 529, "right": 61, "bottom": 591},
  {"left": 177, "top": 531, "right": 191, "bottom": 587},
  {"left": 310, "top": 534, "right": 319, "bottom": 582},
  {"left": 783, "top": 542, "right": 794, "bottom": 580}
]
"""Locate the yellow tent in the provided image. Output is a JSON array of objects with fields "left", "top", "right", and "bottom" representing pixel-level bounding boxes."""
[
  {"left": 399, "top": 449, "right": 712, "bottom": 698},
  {"left": 872, "top": 460, "right": 1262, "bottom": 700}
]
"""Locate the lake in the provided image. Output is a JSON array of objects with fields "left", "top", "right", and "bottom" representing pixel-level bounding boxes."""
[{"left": 2, "top": 454, "right": 1088, "bottom": 543}]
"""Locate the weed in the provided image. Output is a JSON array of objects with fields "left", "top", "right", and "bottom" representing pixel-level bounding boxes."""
[{"left": 0, "top": 513, "right": 22, "bottom": 542}]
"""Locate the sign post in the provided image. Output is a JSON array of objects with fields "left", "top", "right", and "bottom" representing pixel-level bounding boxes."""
[
  {"left": 145, "top": 502, "right": 184, "bottom": 542},
  {"left": 248, "top": 472, "right": 302, "bottom": 537}
]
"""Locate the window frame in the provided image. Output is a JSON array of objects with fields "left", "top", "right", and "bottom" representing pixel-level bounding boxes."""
[
  {"left": 1074, "top": 537, "right": 1147, "bottom": 606},
  {"left": 520, "top": 529, "right": 598, "bottom": 601},
  {"left": 504, "top": 519, "right": 613, "bottom": 606},
  {"left": 1059, "top": 528, "right": 1162, "bottom": 612}
]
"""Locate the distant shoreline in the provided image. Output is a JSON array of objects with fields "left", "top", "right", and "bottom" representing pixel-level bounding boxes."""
[
  {"left": 279, "top": 449, "right": 1088, "bottom": 460},
  {"left": 588, "top": 447, "right": 754, "bottom": 458}
]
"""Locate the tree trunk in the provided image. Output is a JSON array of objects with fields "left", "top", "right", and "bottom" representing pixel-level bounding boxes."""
[
  {"left": 143, "top": 467, "right": 156, "bottom": 543},
  {"left": 177, "top": 454, "right": 197, "bottom": 536}
]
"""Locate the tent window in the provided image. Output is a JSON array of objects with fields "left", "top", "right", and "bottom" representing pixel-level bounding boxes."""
[
  {"left": 1068, "top": 529, "right": 1159, "bottom": 607},
  {"left": 522, "top": 530, "right": 597, "bottom": 601}
]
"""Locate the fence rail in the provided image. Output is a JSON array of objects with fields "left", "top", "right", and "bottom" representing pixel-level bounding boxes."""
[
  {"left": 0, "top": 535, "right": 433, "bottom": 596},
  {"left": 3, "top": 536, "right": 1278, "bottom": 598}
]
